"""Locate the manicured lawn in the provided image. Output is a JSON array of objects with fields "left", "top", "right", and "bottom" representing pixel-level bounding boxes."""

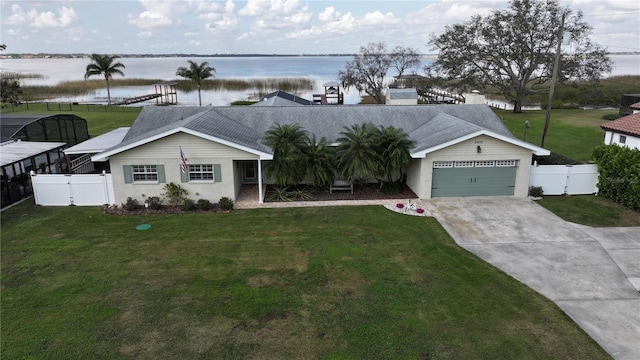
[
  {"left": 494, "top": 108, "right": 611, "bottom": 161},
  {"left": 537, "top": 195, "right": 640, "bottom": 227},
  {"left": 1, "top": 203, "right": 609, "bottom": 359},
  {"left": 1, "top": 103, "right": 141, "bottom": 136}
]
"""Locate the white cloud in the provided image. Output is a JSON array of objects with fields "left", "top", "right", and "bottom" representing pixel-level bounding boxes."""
[
  {"left": 7, "top": 4, "right": 27, "bottom": 24},
  {"left": 7, "top": 5, "right": 78, "bottom": 28},
  {"left": 200, "top": 0, "right": 239, "bottom": 33},
  {"left": 325, "top": 12, "right": 356, "bottom": 34},
  {"left": 239, "top": 0, "right": 311, "bottom": 31},
  {"left": 188, "top": 40, "right": 201, "bottom": 46},
  {"left": 129, "top": 10, "right": 172, "bottom": 28},
  {"left": 319, "top": 7, "right": 340, "bottom": 22},
  {"left": 239, "top": 0, "right": 301, "bottom": 17},
  {"left": 137, "top": 31, "right": 153, "bottom": 39},
  {"left": 359, "top": 11, "right": 399, "bottom": 27},
  {"left": 184, "top": 32, "right": 199, "bottom": 37}
]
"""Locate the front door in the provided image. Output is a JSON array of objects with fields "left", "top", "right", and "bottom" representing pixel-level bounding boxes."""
[{"left": 242, "top": 161, "right": 258, "bottom": 184}]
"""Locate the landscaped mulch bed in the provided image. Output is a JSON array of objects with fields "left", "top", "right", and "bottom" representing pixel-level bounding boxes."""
[{"left": 265, "top": 183, "right": 418, "bottom": 202}]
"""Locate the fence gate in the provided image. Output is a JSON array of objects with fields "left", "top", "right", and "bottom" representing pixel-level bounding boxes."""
[
  {"left": 30, "top": 172, "right": 114, "bottom": 206},
  {"left": 529, "top": 164, "right": 599, "bottom": 195}
]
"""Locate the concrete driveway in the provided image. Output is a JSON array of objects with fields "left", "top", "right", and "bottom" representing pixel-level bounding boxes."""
[{"left": 422, "top": 197, "right": 640, "bottom": 360}]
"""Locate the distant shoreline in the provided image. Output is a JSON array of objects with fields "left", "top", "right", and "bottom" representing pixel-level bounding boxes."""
[{"left": 1, "top": 52, "right": 636, "bottom": 60}]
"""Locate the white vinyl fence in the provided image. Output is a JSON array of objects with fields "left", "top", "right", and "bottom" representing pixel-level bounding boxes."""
[
  {"left": 30, "top": 171, "right": 115, "bottom": 206},
  {"left": 529, "top": 164, "right": 599, "bottom": 195}
]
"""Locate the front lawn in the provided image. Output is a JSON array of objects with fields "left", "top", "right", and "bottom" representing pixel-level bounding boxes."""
[
  {"left": 494, "top": 108, "right": 610, "bottom": 161},
  {"left": 1, "top": 202, "right": 608, "bottom": 359},
  {"left": 536, "top": 195, "right": 640, "bottom": 227}
]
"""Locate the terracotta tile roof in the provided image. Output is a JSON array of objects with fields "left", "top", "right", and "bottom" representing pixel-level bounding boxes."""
[{"left": 601, "top": 112, "right": 640, "bottom": 136}]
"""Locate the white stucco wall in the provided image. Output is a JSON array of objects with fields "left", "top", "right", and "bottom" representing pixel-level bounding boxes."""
[
  {"left": 407, "top": 134, "right": 534, "bottom": 199},
  {"left": 604, "top": 131, "right": 640, "bottom": 150},
  {"left": 109, "top": 132, "right": 259, "bottom": 204}
]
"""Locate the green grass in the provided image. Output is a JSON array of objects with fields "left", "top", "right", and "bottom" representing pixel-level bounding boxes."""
[
  {"left": 537, "top": 195, "right": 640, "bottom": 227},
  {"left": 494, "top": 108, "right": 610, "bottom": 161},
  {"left": 1, "top": 102, "right": 141, "bottom": 136},
  {"left": 1, "top": 203, "right": 609, "bottom": 359}
]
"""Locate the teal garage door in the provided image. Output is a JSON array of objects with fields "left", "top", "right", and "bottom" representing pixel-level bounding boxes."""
[{"left": 431, "top": 160, "right": 517, "bottom": 197}]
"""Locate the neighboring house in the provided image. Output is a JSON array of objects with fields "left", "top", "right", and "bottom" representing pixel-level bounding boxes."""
[
  {"left": 386, "top": 88, "right": 418, "bottom": 105},
  {"left": 600, "top": 111, "right": 640, "bottom": 150},
  {"left": 1, "top": 139, "right": 66, "bottom": 208},
  {"left": 0, "top": 113, "right": 90, "bottom": 208},
  {"left": 253, "top": 91, "right": 315, "bottom": 106},
  {"left": 0, "top": 114, "right": 90, "bottom": 146},
  {"left": 92, "top": 104, "right": 550, "bottom": 204},
  {"left": 63, "top": 127, "right": 129, "bottom": 174},
  {"left": 462, "top": 90, "right": 486, "bottom": 105},
  {"left": 619, "top": 94, "right": 640, "bottom": 116}
]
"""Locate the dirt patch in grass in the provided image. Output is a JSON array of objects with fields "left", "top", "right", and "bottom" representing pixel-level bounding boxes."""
[
  {"left": 247, "top": 274, "right": 286, "bottom": 287},
  {"left": 229, "top": 316, "right": 319, "bottom": 360}
]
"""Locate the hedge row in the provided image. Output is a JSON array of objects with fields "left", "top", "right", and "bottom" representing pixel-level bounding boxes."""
[{"left": 592, "top": 144, "right": 640, "bottom": 211}]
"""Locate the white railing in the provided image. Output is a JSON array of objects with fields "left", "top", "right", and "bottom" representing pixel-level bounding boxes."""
[
  {"left": 529, "top": 163, "right": 599, "bottom": 195},
  {"left": 70, "top": 153, "right": 95, "bottom": 174},
  {"left": 30, "top": 171, "right": 115, "bottom": 206}
]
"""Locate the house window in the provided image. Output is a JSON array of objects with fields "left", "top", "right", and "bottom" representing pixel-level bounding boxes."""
[
  {"left": 189, "top": 164, "right": 214, "bottom": 181},
  {"left": 433, "top": 161, "right": 454, "bottom": 168},
  {"left": 475, "top": 160, "right": 495, "bottom": 167},
  {"left": 132, "top": 165, "right": 158, "bottom": 181},
  {"left": 619, "top": 135, "right": 627, "bottom": 144},
  {"left": 495, "top": 160, "right": 517, "bottom": 167},
  {"left": 454, "top": 161, "right": 475, "bottom": 168}
]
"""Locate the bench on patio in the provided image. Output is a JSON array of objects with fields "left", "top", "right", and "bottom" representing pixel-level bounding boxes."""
[{"left": 330, "top": 179, "right": 353, "bottom": 194}]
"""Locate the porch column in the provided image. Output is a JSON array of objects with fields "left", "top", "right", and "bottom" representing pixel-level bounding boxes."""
[{"left": 257, "top": 159, "right": 263, "bottom": 204}]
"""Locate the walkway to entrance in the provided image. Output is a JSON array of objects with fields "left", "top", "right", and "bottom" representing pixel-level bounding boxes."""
[{"left": 234, "top": 184, "right": 415, "bottom": 209}]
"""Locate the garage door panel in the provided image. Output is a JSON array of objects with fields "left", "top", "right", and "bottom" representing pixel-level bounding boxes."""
[{"left": 432, "top": 165, "right": 516, "bottom": 197}]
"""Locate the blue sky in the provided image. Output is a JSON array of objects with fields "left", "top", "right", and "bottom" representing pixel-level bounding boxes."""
[{"left": 1, "top": 0, "right": 639, "bottom": 54}]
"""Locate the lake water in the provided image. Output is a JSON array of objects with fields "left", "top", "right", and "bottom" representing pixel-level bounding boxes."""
[{"left": 1, "top": 54, "right": 638, "bottom": 106}]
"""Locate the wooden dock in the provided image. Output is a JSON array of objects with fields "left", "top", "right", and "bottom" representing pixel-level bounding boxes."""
[{"left": 112, "top": 93, "right": 161, "bottom": 106}]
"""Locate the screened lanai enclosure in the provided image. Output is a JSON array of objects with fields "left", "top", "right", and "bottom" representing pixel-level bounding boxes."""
[{"left": 0, "top": 114, "right": 89, "bottom": 145}]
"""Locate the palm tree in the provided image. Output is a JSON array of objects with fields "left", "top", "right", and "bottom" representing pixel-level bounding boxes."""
[
  {"left": 84, "top": 54, "right": 125, "bottom": 105},
  {"left": 377, "top": 125, "right": 414, "bottom": 184},
  {"left": 305, "top": 135, "right": 336, "bottom": 188},
  {"left": 176, "top": 60, "right": 215, "bottom": 106},
  {"left": 336, "top": 123, "right": 380, "bottom": 184},
  {"left": 263, "top": 123, "right": 309, "bottom": 187}
]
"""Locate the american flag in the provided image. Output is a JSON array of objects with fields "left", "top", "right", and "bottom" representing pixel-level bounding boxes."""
[{"left": 180, "top": 146, "right": 188, "bottom": 174}]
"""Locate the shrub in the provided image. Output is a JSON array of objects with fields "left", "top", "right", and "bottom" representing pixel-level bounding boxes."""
[
  {"left": 182, "top": 198, "right": 196, "bottom": 211},
  {"left": 528, "top": 186, "right": 544, "bottom": 198},
  {"left": 592, "top": 144, "right": 640, "bottom": 211},
  {"left": 291, "top": 186, "right": 313, "bottom": 200},
  {"left": 146, "top": 196, "right": 163, "bottom": 210},
  {"left": 163, "top": 182, "right": 188, "bottom": 206},
  {"left": 602, "top": 113, "right": 621, "bottom": 120},
  {"left": 266, "top": 186, "right": 294, "bottom": 202},
  {"left": 196, "top": 199, "right": 211, "bottom": 210},
  {"left": 123, "top": 197, "right": 140, "bottom": 211},
  {"left": 218, "top": 196, "right": 234, "bottom": 211}
]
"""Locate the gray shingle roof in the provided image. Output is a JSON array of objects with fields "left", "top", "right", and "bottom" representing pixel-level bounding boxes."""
[
  {"left": 252, "top": 91, "right": 315, "bottom": 106},
  {"left": 101, "top": 104, "right": 516, "bottom": 158}
]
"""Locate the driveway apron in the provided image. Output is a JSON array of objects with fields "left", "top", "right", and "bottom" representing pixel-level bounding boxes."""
[{"left": 424, "top": 197, "right": 640, "bottom": 360}]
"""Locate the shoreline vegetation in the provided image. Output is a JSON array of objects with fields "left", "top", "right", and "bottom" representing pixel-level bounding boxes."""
[
  {"left": 16, "top": 75, "right": 640, "bottom": 108},
  {"left": 19, "top": 77, "right": 316, "bottom": 101}
]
